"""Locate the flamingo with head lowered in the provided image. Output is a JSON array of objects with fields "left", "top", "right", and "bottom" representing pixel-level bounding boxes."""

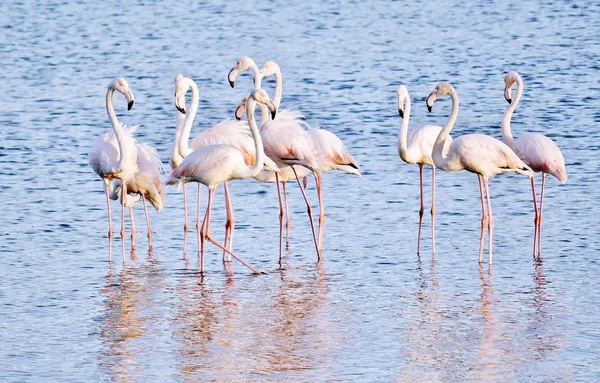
[
  {"left": 501, "top": 71, "right": 567, "bottom": 258},
  {"left": 89, "top": 78, "right": 164, "bottom": 249},
  {"left": 396, "top": 84, "right": 452, "bottom": 256},
  {"left": 167, "top": 88, "right": 278, "bottom": 275},
  {"left": 426, "top": 82, "right": 534, "bottom": 264}
]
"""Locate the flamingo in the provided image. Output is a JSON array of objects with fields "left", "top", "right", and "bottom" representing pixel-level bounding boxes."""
[
  {"left": 166, "top": 88, "right": 278, "bottom": 275},
  {"left": 396, "top": 85, "right": 452, "bottom": 256},
  {"left": 260, "top": 60, "right": 361, "bottom": 253},
  {"left": 89, "top": 78, "right": 164, "bottom": 249},
  {"left": 501, "top": 71, "right": 567, "bottom": 258},
  {"left": 171, "top": 75, "right": 278, "bottom": 258},
  {"left": 229, "top": 57, "right": 321, "bottom": 261},
  {"left": 426, "top": 82, "right": 534, "bottom": 264}
]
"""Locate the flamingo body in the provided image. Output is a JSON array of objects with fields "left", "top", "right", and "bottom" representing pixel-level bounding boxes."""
[
  {"left": 308, "top": 128, "right": 360, "bottom": 175},
  {"left": 509, "top": 133, "right": 567, "bottom": 183}
]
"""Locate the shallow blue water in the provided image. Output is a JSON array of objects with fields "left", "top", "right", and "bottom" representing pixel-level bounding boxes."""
[{"left": 1, "top": 0, "right": 599, "bottom": 381}]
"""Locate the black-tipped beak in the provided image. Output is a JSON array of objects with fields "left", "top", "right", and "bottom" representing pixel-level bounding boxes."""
[
  {"left": 398, "top": 109, "right": 404, "bottom": 118},
  {"left": 271, "top": 108, "right": 277, "bottom": 120},
  {"left": 427, "top": 104, "right": 432, "bottom": 113},
  {"left": 426, "top": 93, "right": 435, "bottom": 113},
  {"left": 504, "top": 87, "right": 512, "bottom": 104},
  {"left": 229, "top": 79, "right": 235, "bottom": 88},
  {"left": 128, "top": 100, "right": 134, "bottom": 111},
  {"left": 176, "top": 104, "right": 186, "bottom": 114},
  {"left": 228, "top": 68, "right": 236, "bottom": 88}
]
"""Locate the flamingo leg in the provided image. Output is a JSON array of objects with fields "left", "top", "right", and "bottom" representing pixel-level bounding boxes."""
[
  {"left": 417, "top": 164, "right": 424, "bottom": 256},
  {"left": 537, "top": 173, "right": 546, "bottom": 258},
  {"left": 129, "top": 206, "right": 136, "bottom": 249},
  {"left": 431, "top": 166, "right": 436, "bottom": 257},
  {"left": 183, "top": 184, "right": 189, "bottom": 233},
  {"left": 478, "top": 174, "right": 488, "bottom": 263},
  {"left": 276, "top": 173, "right": 284, "bottom": 263},
  {"left": 104, "top": 181, "right": 113, "bottom": 240},
  {"left": 120, "top": 182, "right": 126, "bottom": 245},
  {"left": 142, "top": 194, "right": 153, "bottom": 248},
  {"left": 196, "top": 183, "right": 203, "bottom": 263},
  {"left": 283, "top": 181, "right": 291, "bottom": 249},
  {"left": 223, "top": 182, "right": 235, "bottom": 262},
  {"left": 315, "top": 173, "right": 326, "bottom": 252},
  {"left": 199, "top": 187, "right": 215, "bottom": 274},
  {"left": 292, "top": 166, "right": 320, "bottom": 260},
  {"left": 484, "top": 178, "right": 494, "bottom": 265},
  {"left": 530, "top": 176, "right": 539, "bottom": 258}
]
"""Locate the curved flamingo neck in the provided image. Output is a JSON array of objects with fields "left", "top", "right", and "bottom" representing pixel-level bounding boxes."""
[
  {"left": 178, "top": 79, "right": 199, "bottom": 159},
  {"left": 244, "top": 58, "right": 268, "bottom": 123},
  {"left": 501, "top": 76, "right": 523, "bottom": 150},
  {"left": 272, "top": 67, "right": 283, "bottom": 110},
  {"left": 170, "top": 109, "right": 186, "bottom": 169},
  {"left": 432, "top": 88, "right": 459, "bottom": 169},
  {"left": 398, "top": 95, "right": 412, "bottom": 162},
  {"left": 245, "top": 97, "right": 264, "bottom": 177},
  {"left": 106, "top": 87, "right": 132, "bottom": 171}
]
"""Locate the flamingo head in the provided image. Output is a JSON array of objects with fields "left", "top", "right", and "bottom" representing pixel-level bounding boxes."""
[
  {"left": 110, "top": 77, "right": 135, "bottom": 111},
  {"left": 426, "top": 82, "right": 454, "bottom": 112},
  {"left": 396, "top": 85, "right": 409, "bottom": 118},
  {"left": 259, "top": 61, "right": 281, "bottom": 79},
  {"left": 174, "top": 76, "right": 193, "bottom": 114},
  {"left": 235, "top": 96, "right": 248, "bottom": 121},
  {"left": 228, "top": 56, "right": 257, "bottom": 88},
  {"left": 248, "top": 89, "right": 277, "bottom": 120},
  {"left": 504, "top": 71, "right": 520, "bottom": 104}
]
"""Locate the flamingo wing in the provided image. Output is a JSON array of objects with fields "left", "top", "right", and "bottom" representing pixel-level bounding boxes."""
[
  {"left": 308, "top": 128, "right": 360, "bottom": 175},
  {"left": 514, "top": 133, "right": 567, "bottom": 183}
]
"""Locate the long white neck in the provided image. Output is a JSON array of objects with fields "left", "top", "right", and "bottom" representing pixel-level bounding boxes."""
[
  {"left": 246, "top": 59, "right": 269, "bottom": 123},
  {"left": 178, "top": 80, "right": 199, "bottom": 159},
  {"left": 106, "top": 88, "right": 133, "bottom": 171},
  {"left": 432, "top": 88, "right": 459, "bottom": 169},
  {"left": 244, "top": 98, "right": 265, "bottom": 177},
  {"left": 273, "top": 68, "right": 283, "bottom": 110},
  {"left": 170, "top": 109, "right": 186, "bottom": 169},
  {"left": 501, "top": 77, "right": 523, "bottom": 151},
  {"left": 398, "top": 96, "right": 411, "bottom": 162}
]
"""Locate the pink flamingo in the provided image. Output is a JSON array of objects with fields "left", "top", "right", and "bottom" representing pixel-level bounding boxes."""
[
  {"left": 166, "top": 88, "right": 277, "bottom": 275},
  {"left": 260, "top": 61, "right": 361, "bottom": 253},
  {"left": 89, "top": 78, "right": 164, "bottom": 248},
  {"left": 426, "top": 82, "right": 534, "bottom": 264},
  {"left": 502, "top": 71, "right": 567, "bottom": 258},
  {"left": 229, "top": 57, "right": 321, "bottom": 261},
  {"left": 170, "top": 75, "right": 278, "bottom": 258},
  {"left": 396, "top": 85, "right": 452, "bottom": 256}
]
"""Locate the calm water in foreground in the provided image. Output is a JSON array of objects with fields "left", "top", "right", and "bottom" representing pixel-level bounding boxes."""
[{"left": 1, "top": 0, "right": 599, "bottom": 381}]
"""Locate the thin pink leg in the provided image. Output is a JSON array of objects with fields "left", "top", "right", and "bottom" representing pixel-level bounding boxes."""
[
  {"left": 485, "top": 178, "right": 494, "bottom": 265},
  {"left": 530, "top": 176, "right": 539, "bottom": 258},
  {"left": 417, "top": 164, "right": 424, "bottom": 256},
  {"left": 283, "top": 182, "right": 291, "bottom": 249},
  {"left": 275, "top": 173, "right": 284, "bottom": 263},
  {"left": 183, "top": 184, "right": 189, "bottom": 233},
  {"left": 199, "top": 187, "right": 215, "bottom": 274},
  {"left": 431, "top": 166, "right": 436, "bottom": 257},
  {"left": 537, "top": 173, "right": 546, "bottom": 258},
  {"left": 222, "top": 182, "right": 235, "bottom": 261},
  {"left": 292, "top": 166, "right": 320, "bottom": 260},
  {"left": 316, "top": 174, "right": 326, "bottom": 252},
  {"left": 120, "top": 182, "right": 126, "bottom": 245},
  {"left": 196, "top": 183, "right": 203, "bottom": 261},
  {"left": 129, "top": 206, "right": 136, "bottom": 249},
  {"left": 104, "top": 181, "right": 113, "bottom": 240},
  {"left": 142, "top": 194, "right": 153, "bottom": 249},
  {"left": 478, "top": 174, "right": 488, "bottom": 263}
]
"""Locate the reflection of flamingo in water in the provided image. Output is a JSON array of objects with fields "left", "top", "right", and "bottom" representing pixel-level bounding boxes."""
[
  {"left": 426, "top": 82, "right": 533, "bottom": 264},
  {"left": 396, "top": 85, "right": 452, "bottom": 256},
  {"left": 501, "top": 71, "right": 567, "bottom": 258},
  {"left": 89, "top": 78, "right": 164, "bottom": 250},
  {"left": 167, "top": 89, "right": 277, "bottom": 275}
]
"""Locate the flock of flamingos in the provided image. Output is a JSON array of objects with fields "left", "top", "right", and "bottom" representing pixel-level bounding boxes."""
[{"left": 89, "top": 56, "right": 567, "bottom": 275}]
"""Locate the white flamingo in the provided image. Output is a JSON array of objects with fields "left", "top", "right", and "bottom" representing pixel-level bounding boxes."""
[
  {"left": 260, "top": 60, "right": 361, "bottom": 253},
  {"left": 501, "top": 71, "right": 567, "bottom": 258},
  {"left": 229, "top": 57, "right": 321, "bottom": 261},
  {"left": 396, "top": 85, "right": 452, "bottom": 256},
  {"left": 170, "top": 75, "right": 278, "bottom": 257},
  {"left": 166, "top": 88, "right": 277, "bottom": 275},
  {"left": 89, "top": 78, "right": 164, "bottom": 248},
  {"left": 426, "top": 82, "right": 533, "bottom": 264}
]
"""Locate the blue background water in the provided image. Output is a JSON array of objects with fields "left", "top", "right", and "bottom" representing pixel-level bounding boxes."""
[{"left": 1, "top": 0, "right": 599, "bottom": 381}]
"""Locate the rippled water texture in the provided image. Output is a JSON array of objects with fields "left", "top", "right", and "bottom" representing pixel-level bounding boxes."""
[{"left": 1, "top": 0, "right": 599, "bottom": 381}]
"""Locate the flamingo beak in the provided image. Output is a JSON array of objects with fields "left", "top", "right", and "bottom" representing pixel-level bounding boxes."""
[
  {"left": 128, "top": 100, "right": 134, "bottom": 111},
  {"left": 228, "top": 67, "right": 238, "bottom": 88},
  {"left": 398, "top": 108, "right": 404, "bottom": 118},
  {"left": 266, "top": 100, "right": 277, "bottom": 120},
  {"left": 426, "top": 92, "right": 436, "bottom": 113},
  {"left": 504, "top": 87, "right": 512, "bottom": 104},
  {"left": 175, "top": 94, "right": 186, "bottom": 114}
]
